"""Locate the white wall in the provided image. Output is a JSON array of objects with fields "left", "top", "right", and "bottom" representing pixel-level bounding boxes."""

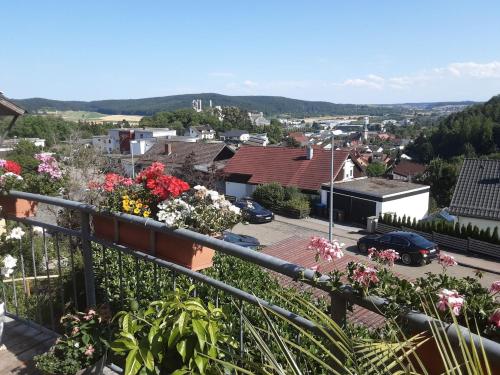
[
  {"left": 456, "top": 216, "right": 499, "bottom": 232},
  {"left": 225, "top": 182, "right": 256, "bottom": 198},
  {"left": 130, "top": 139, "right": 156, "bottom": 156},
  {"left": 380, "top": 191, "right": 429, "bottom": 221}
]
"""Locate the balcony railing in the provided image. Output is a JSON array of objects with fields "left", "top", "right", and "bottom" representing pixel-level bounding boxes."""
[{"left": 2, "top": 190, "right": 500, "bottom": 370}]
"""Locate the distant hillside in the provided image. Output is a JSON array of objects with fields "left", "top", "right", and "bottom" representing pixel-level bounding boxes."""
[
  {"left": 386, "top": 101, "right": 478, "bottom": 110},
  {"left": 13, "top": 93, "right": 404, "bottom": 117}
]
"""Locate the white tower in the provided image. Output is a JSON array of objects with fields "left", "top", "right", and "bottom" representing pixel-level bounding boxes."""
[{"left": 363, "top": 116, "right": 369, "bottom": 141}]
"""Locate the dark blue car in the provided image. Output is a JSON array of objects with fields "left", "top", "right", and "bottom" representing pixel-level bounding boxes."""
[
  {"left": 234, "top": 199, "right": 274, "bottom": 223},
  {"left": 222, "top": 231, "right": 260, "bottom": 250}
]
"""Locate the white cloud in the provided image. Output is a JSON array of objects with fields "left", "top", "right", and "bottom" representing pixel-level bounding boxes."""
[
  {"left": 445, "top": 61, "right": 500, "bottom": 78},
  {"left": 340, "top": 75, "right": 384, "bottom": 89},
  {"left": 243, "top": 79, "right": 258, "bottom": 87}
]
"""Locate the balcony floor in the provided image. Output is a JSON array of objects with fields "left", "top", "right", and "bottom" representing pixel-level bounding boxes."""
[{"left": 0, "top": 316, "right": 57, "bottom": 374}]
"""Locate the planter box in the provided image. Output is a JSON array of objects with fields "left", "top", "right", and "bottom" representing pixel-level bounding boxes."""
[
  {"left": 0, "top": 196, "right": 38, "bottom": 218},
  {"left": 92, "top": 214, "right": 215, "bottom": 271},
  {"left": 76, "top": 355, "right": 106, "bottom": 375},
  {"left": 156, "top": 232, "right": 215, "bottom": 271}
]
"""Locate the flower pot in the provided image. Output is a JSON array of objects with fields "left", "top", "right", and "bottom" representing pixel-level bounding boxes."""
[
  {"left": 0, "top": 196, "right": 38, "bottom": 218},
  {"left": 76, "top": 355, "right": 106, "bottom": 375},
  {"left": 92, "top": 214, "right": 116, "bottom": 242},
  {"left": 118, "top": 221, "right": 151, "bottom": 252},
  {"left": 156, "top": 232, "right": 215, "bottom": 271}
]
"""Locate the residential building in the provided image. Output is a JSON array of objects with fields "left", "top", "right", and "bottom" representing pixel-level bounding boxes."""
[
  {"left": 0, "top": 138, "right": 46, "bottom": 153},
  {"left": 245, "top": 133, "right": 269, "bottom": 147},
  {"left": 392, "top": 160, "right": 427, "bottom": 181},
  {"left": 185, "top": 125, "right": 216, "bottom": 140},
  {"left": 134, "top": 128, "right": 176, "bottom": 140},
  {"left": 320, "top": 177, "right": 430, "bottom": 224},
  {"left": 219, "top": 129, "right": 250, "bottom": 143},
  {"left": 449, "top": 159, "right": 500, "bottom": 232},
  {"left": 223, "top": 146, "right": 364, "bottom": 198},
  {"left": 248, "top": 111, "right": 271, "bottom": 126},
  {"left": 287, "top": 132, "right": 310, "bottom": 146},
  {"left": 92, "top": 127, "right": 177, "bottom": 154}
]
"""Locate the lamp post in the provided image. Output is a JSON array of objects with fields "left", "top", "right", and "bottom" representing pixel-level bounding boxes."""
[
  {"left": 130, "top": 140, "right": 138, "bottom": 178},
  {"left": 328, "top": 130, "right": 342, "bottom": 242}
]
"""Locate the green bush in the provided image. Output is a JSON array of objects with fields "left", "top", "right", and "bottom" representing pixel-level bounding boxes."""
[
  {"left": 252, "top": 182, "right": 285, "bottom": 208},
  {"left": 493, "top": 227, "right": 499, "bottom": 244}
]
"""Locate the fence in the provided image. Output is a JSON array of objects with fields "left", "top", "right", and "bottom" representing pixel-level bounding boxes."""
[
  {"left": 2, "top": 190, "right": 500, "bottom": 371},
  {"left": 376, "top": 222, "right": 500, "bottom": 260}
]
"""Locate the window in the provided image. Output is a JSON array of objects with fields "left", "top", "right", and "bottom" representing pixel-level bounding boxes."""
[
  {"left": 391, "top": 236, "right": 410, "bottom": 246},
  {"left": 379, "top": 235, "right": 391, "bottom": 244}
]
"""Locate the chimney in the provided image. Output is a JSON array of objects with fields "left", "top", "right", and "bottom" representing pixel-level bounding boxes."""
[
  {"left": 306, "top": 145, "right": 314, "bottom": 160},
  {"left": 165, "top": 143, "right": 172, "bottom": 155}
]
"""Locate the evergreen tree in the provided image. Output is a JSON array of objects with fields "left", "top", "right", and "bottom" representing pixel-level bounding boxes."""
[
  {"left": 492, "top": 227, "right": 499, "bottom": 244},
  {"left": 466, "top": 223, "right": 473, "bottom": 237}
]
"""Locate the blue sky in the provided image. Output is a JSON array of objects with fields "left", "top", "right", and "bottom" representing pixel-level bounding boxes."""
[{"left": 2, "top": 1, "right": 500, "bottom": 103}]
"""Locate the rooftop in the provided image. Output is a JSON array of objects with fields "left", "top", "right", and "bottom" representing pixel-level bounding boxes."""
[
  {"left": 323, "top": 177, "right": 429, "bottom": 197},
  {"left": 449, "top": 159, "right": 500, "bottom": 221},
  {"left": 392, "top": 159, "right": 426, "bottom": 177},
  {"left": 0, "top": 94, "right": 26, "bottom": 116}
]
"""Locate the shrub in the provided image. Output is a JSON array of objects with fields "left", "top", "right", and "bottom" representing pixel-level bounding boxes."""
[
  {"left": 411, "top": 217, "right": 417, "bottom": 228},
  {"left": 466, "top": 223, "right": 473, "bottom": 237},
  {"left": 493, "top": 227, "right": 499, "bottom": 244},
  {"left": 252, "top": 182, "right": 284, "bottom": 208}
]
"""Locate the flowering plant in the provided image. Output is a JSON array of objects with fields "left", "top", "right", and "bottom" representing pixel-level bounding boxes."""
[
  {"left": 0, "top": 159, "right": 24, "bottom": 194},
  {"left": 34, "top": 307, "right": 112, "bottom": 374},
  {"left": 89, "top": 163, "right": 189, "bottom": 218},
  {"left": 157, "top": 185, "right": 241, "bottom": 235}
]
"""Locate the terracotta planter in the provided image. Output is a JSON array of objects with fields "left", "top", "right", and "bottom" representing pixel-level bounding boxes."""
[
  {"left": 156, "top": 232, "right": 215, "bottom": 271},
  {"left": 0, "top": 196, "right": 38, "bottom": 217},
  {"left": 118, "top": 221, "right": 151, "bottom": 252},
  {"left": 92, "top": 214, "right": 116, "bottom": 242}
]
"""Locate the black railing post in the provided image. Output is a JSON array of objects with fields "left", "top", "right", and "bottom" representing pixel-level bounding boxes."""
[
  {"left": 330, "top": 292, "right": 347, "bottom": 326},
  {"left": 81, "top": 211, "right": 96, "bottom": 307}
]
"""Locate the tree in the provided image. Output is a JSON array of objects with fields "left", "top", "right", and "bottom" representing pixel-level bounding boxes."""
[
  {"left": 366, "top": 162, "right": 386, "bottom": 177},
  {"left": 422, "top": 158, "right": 460, "bottom": 208},
  {"left": 174, "top": 151, "right": 219, "bottom": 189},
  {"left": 252, "top": 182, "right": 285, "bottom": 208}
]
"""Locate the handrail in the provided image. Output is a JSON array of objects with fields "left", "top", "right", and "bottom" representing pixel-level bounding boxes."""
[{"left": 4, "top": 191, "right": 500, "bottom": 368}]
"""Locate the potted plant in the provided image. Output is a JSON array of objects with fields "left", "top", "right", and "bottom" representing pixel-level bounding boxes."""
[
  {"left": 34, "top": 307, "right": 112, "bottom": 375},
  {"left": 156, "top": 185, "right": 241, "bottom": 270},
  {"left": 111, "top": 287, "right": 237, "bottom": 375},
  {"left": 0, "top": 153, "right": 66, "bottom": 217},
  {"left": 89, "top": 162, "right": 189, "bottom": 251}
]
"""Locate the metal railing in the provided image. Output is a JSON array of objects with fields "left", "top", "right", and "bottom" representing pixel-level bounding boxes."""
[{"left": 2, "top": 190, "right": 500, "bottom": 370}]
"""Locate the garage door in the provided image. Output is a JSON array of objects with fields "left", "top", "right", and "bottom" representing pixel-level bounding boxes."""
[{"left": 327, "top": 193, "right": 377, "bottom": 224}]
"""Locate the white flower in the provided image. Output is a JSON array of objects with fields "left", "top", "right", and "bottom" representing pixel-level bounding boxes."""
[
  {"left": 229, "top": 205, "right": 241, "bottom": 215},
  {"left": 1, "top": 255, "right": 17, "bottom": 278},
  {"left": 6, "top": 227, "right": 25, "bottom": 240},
  {"left": 32, "top": 226, "right": 44, "bottom": 235},
  {"left": 74, "top": 342, "right": 80, "bottom": 348},
  {"left": 208, "top": 190, "right": 220, "bottom": 201},
  {"left": 0, "top": 172, "right": 23, "bottom": 181}
]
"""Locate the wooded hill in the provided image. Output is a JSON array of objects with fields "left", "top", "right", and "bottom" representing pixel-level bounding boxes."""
[{"left": 13, "top": 93, "right": 404, "bottom": 117}]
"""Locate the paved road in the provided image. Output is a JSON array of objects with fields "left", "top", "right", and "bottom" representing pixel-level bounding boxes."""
[{"left": 233, "top": 216, "right": 499, "bottom": 288}]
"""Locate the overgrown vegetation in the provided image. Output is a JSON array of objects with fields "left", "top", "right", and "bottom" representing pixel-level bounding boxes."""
[{"left": 252, "top": 183, "right": 311, "bottom": 218}]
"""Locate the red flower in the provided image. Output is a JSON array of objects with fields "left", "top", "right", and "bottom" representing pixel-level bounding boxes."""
[
  {"left": 4, "top": 160, "right": 22, "bottom": 175},
  {"left": 135, "top": 162, "right": 189, "bottom": 200}
]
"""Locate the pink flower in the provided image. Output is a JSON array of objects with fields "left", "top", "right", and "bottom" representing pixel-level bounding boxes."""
[
  {"left": 35, "top": 153, "right": 63, "bottom": 179},
  {"left": 84, "top": 344, "right": 95, "bottom": 357},
  {"left": 437, "top": 289, "right": 464, "bottom": 316},
  {"left": 310, "top": 265, "right": 320, "bottom": 272},
  {"left": 71, "top": 326, "right": 80, "bottom": 335},
  {"left": 489, "top": 281, "right": 500, "bottom": 294},
  {"left": 369, "top": 248, "right": 400, "bottom": 266},
  {"left": 367, "top": 247, "right": 376, "bottom": 260},
  {"left": 83, "top": 309, "right": 96, "bottom": 321},
  {"left": 308, "top": 237, "right": 344, "bottom": 262},
  {"left": 489, "top": 309, "right": 500, "bottom": 328},
  {"left": 438, "top": 254, "right": 457, "bottom": 268},
  {"left": 352, "top": 264, "right": 379, "bottom": 287}
]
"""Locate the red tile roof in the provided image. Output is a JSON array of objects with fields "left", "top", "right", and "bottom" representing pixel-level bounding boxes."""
[
  {"left": 223, "top": 146, "right": 350, "bottom": 191},
  {"left": 393, "top": 160, "right": 426, "bottom": 177}
]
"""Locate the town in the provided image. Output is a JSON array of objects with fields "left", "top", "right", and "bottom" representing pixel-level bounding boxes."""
[{"left": 0, "top": 2, "right": 499, "bottom": 374}]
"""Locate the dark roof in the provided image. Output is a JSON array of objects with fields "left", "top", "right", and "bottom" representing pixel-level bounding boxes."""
[
  {"left": 220, "top": 129, "right": 249, "bottom": 138},
  {"left": 138, "top": 141, "right": 234, "bottom": 170},
  {"left": 449, "top": 159, "right": 500, "bottom": 221},
  {"left": 223, "top": 145, "right": 351, "bottom": 191},
  {"left": 392, "top": 160, "right": 426, "bottom": 177},
  {"left": 0, "top": 94, "right": 26, "bottom": 116},
  {"left": 191, "top": 124, "right": 214, "bottom": 133},
  {"left": 323, "top": 177, "right": 429, "bottom": 197}
]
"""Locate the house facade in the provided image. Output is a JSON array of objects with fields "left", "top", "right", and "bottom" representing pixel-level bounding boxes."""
[
  {"left": 219, "top": 129, "right": 250, "bottom": 143},
  {"left": 449, "top": 159, "right": 500, "bottom": 231},
  {"left": 223, "top": 146, "right": 364, "bottom": 198},
  {"left": 185, "top": 125, "right": 216, "bottom": 140}
]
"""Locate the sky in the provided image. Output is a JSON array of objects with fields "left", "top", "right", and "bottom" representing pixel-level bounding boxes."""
[{"left": 1, "top": 1, "right": 500, "bottom": 104}]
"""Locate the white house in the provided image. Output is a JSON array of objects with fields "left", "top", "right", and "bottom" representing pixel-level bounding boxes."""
[
  {"left": 244, "top": 133, "right": 269, "bottom": 147},
  {"left": 185, "top": 125, "right": 216, "bottom": 140},
  {"left": 449, "top": 159, "right": 500, "bottom": 232},
  {"left": 219, "top": 129, "right": 250, "bottom": 143},
  {"left": 248, "top": 112, "right": 270, "bottom": 126},
  {"left": 320, "top": 177, "right": 430, "bottom": 224},
  {"left": 134, "top": 128, "right": 176, "bottom": 139}
]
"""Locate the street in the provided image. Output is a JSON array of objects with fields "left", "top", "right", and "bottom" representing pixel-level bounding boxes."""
[{"left": 232, "top": 215, "right": 500, "bottom": 288}]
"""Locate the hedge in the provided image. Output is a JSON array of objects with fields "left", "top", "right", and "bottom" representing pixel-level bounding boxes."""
[
  {"left": 379, "top": 213, "right": 500, "bottom": 245},
  {"left": 253, "top": 183, "right": 311, "bottom": 219}
]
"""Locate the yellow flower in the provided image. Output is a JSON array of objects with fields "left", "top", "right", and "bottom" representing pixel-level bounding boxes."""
[
  {"left": 129, "top": 200, "right": 135, "bottom": 205},
  {"left": 134, "top": 208, "right": 140, "bottom": 214},
  {"left": 122, "top": 195, "right": 129, "bottom": 200},
  {"left": 136, "top": 202, "right": 143, "bottom": 209},
  {"left": 143, "top": 211, "right": 150, "bottom": 218}
]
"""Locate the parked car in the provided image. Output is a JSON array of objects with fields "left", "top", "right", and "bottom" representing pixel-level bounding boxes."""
[
  {"left": 234, "top": 198, "right": 274, "bottom": 223},
  {"left": 357, "top": 231, "right": 439, "bottom": 266},
  {"left": 222, "top": 231, "right": 260, "bottom": 250}
]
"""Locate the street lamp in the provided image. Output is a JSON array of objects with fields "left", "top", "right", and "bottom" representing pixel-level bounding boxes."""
[
  {"left": 130, "top": 140, "right": 138, "bottom": 178},
  {"left": 328, "top": 130, "right": 342, "bottom": 242}
]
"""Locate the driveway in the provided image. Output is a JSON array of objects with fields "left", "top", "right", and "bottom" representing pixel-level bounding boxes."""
[{"left": 232, "top": 215, "right": 499, "bottom": 288}]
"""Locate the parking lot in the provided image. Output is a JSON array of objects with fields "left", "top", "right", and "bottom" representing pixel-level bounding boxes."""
[{"left": 232, "top": 215, "right": 499, "bottom": 288}]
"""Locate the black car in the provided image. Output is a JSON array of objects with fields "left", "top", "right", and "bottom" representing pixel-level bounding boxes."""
[
  {"left": 234, "top": 199, "right": 274, "bottom": 223},
  {"left": 357, "top": 231, "right": 439, "bottom": 266},
  {"left": 222, "top": 231, "right": 260, "bottom": 250}
]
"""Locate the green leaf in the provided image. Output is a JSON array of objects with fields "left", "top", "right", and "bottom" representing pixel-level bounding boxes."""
[
  {"left": 194, "top": 354, "right": 208, "bottom": 374},
  {"left": 168, "top": 326, "right": 180, "bottom": 348},
  {"left": 125, "top": 348, "right": 142, "bottom": 375},
  {"left": 111, "top": 338, "right": 136, "bottom": 353},
  {"left": 177, "top": 339, "right": 188, "bottom": 362},
  {"left": 192, "top": 319, "right": 207, "bottom": 351},
  {"left": 176, "top": 311, "right": 187, "bottom": 337},
  {"left": 139, "top": 347, "right": 154, "bottom": 372}
]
